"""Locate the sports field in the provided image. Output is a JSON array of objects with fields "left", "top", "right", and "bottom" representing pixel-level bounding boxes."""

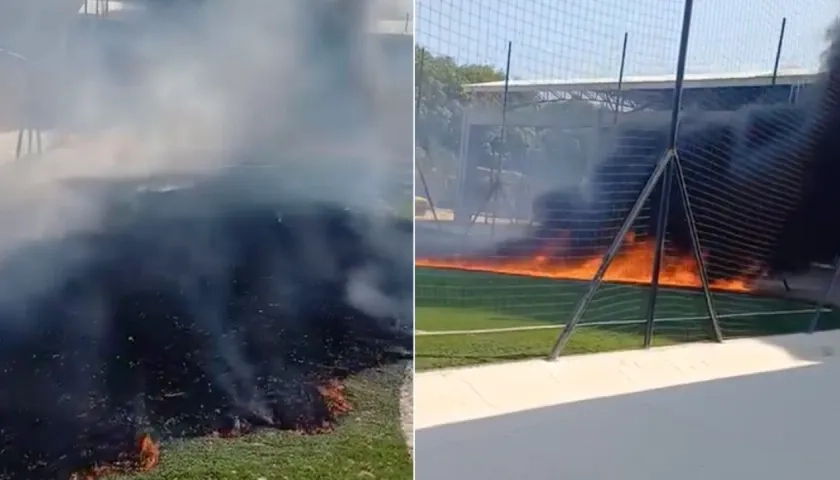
[{"left": 415, "top": 267, "right": 840, "bottom": 370}]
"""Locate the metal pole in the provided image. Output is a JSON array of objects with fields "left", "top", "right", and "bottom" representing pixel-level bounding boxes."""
[
  {"left": 415, "top": 160, "right": 439, "bottom": 225},
  {"left": 613, "top": 32, "right": 629, "bottom": 125},
  {"left": 666, "top": 0, "right": 722, "bottom": 343},
  {"left": 548, "top": 149, "right": 675, "bottom": 359},
  {"left": 454, "top": 112, "right": 471, "bottom": 225},
  {"left": 15, "top": 130, "right": 23, "bottom": 159},
  {"left": 488, "top": 41, "right": 513, "bottom": 239},
  {"left": 807, "top": 256, "right": 840, "bottom": 333},
  {"left": 667, "top": 0, "right": 694, "bottom": 151},
  {"left": 549, "top": 0, "right": 710, "bottom": 359},
  {"left": 771, "top": 17, "right": 787, "bottom": 86},
  {"left": 673, "top": 154, "right": 723, "bottom": 342},
  {"left": 467, "top": 42, "right": 513, "bottom": 232},
  {"left": 643, "top": 163, "right": 673, "bottom": 348},
  {"left": 643, "top": 0, "right": 697, "bottom": 348},
  {"left": 413, "top": 49, "right": 441, "bottom": 227}
]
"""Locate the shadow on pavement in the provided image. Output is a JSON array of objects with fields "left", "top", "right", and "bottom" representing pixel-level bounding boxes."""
[{"left": 417, "top": 356, "right": 840, "bottom": 480}]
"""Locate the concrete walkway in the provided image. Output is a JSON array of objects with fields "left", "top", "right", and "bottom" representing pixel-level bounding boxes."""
[
  {"left": 416, "top": 331, "right": 840, "bottom": 480},
  {"left": 400, "top": 362, "right": 413, "bottom": 458}
]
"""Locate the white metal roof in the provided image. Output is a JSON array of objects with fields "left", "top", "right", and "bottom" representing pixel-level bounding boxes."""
[
  {"left": 464, "top": 68, "right": 818, "bottom": 94},
  {"left": 78, "top": 0, "right": 137, "bottom": 15},
  {"left": 369, "top": 18, "right": 412, "bottom": 36}
]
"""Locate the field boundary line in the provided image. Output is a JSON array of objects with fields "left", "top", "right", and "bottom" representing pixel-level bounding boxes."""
[{"left": 416, "top": 308, "right": 830, "bottom": 336}]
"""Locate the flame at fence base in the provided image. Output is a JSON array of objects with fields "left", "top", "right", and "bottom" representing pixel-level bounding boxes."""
[{"left": 417, "top": 234, "right": 753, "bottom": 293}]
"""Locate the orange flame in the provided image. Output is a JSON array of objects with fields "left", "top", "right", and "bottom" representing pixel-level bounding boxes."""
[
  {"left": 318, "top": 379, "right": 352, "bottom": 418},
  {"left": 136, "top": 434, "right": 160, "bottom": 472},
  {"left": 294, "top": 379, "right": 353, "bottom": 434},
  {"left": 417, "top": 233, "right": 752, "bottom": 292},
  {"left": 72, "top": 433, "right": 160, "bottom": 480}
]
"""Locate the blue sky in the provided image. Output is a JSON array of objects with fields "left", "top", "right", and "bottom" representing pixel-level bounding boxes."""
[{"left": 416, "top": 0, "right": 838, "bottom": 80}]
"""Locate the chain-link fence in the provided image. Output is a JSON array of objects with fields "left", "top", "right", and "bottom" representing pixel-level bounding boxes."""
[{"left": 414, "top": 0, "right": 840, "bottom": 366}]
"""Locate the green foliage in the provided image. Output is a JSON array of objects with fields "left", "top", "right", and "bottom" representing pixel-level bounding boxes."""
[{"left": 415, "top": 46, "right": 602, "bottom": 210}]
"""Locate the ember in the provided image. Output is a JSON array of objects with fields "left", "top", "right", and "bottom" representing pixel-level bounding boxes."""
[{"left": 0, "top": 175, "right": 413, "bottom": 479}]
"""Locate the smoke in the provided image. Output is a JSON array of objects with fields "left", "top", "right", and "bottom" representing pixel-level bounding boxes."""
[
  {"left": 0, "top": 0, "right": 413, "bottom": 477},
  {"left": 0, "top": 0, "right": 413, "bottom": 293},
  {"left": 487, "top": 14, "right": 840, "bottom": 282}
]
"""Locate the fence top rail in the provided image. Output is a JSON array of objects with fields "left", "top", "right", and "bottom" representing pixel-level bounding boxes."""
[{"left": 464, "top": 68, "right": 818, "bottom": 94}]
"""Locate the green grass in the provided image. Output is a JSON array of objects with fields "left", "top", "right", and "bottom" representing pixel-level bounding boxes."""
[
  {"left": 416, "top": 323, "right": 664, "bottom": 370},
  {"left": 416, "top": 268, "right": 840, "bottom": 370},
  {"left": 107, "top": 365, "right": 411, "bottom": 480}
]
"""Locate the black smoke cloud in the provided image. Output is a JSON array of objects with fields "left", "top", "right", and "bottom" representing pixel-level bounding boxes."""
[
  {"left": 505, "top": 20, "right": 840, "bottom": 283},
  {"left": 0, "top": 173, "right": 413, "bottom": 479},
  {"left": 0, "top": 170, "right": 417, "bottom": 467},
  {"left": 0, "top": 0, "right": 413, "bottom": 478}
]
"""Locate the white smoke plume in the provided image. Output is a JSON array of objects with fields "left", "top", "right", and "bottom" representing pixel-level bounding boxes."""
[
  {"left": 0, "top": 0, "right": 414, "bottom": 310},
  {"left": 0, "top": 0, "right": 412, "bottom": 230}
]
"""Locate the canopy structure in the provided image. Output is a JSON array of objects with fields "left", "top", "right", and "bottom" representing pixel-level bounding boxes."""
[
  {"left": 444, "top": 68, "right": 821, "bottom": 226},
  {"left": 464, "top": 69, "right": 817, "bottom": 114}
]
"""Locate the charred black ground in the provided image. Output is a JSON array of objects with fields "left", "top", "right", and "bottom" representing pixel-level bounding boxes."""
[
  {"left": 496, "top": 23, "right": 840, "bottom": 284},
  {"left": 0, "top": 173, "right": 413, "bottom": 479}
]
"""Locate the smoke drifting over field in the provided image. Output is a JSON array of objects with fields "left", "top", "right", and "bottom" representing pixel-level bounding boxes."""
[
  {"left": 422, "top": 16, "right": 840, "bottom": 292},
  {"left": 543, "top": 19, "right": 840, "bottom": 282},
  {"left": 0, "top": 0, "right": 413, "bottom": 478}
]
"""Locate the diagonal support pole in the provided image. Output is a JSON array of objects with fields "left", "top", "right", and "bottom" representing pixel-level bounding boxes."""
[
  {"left": 548, "top": 0, "right": 721, "bottom": 360},
  {"left": 416, "top": 158, "right": 440, "bottom": 225},
  {"left": 644, "top": 155, "right": 724, "bottom": 348},
  {"left": 547, "top": 149, "right": 675, "bottom": 360},
  {"left": 547, "top": 148, "right": 723, "bottom": 360},
  {"left": 672, "top": 152, "right": 723, "bottom": 343},
  {"left": 643, "top": 160, "right": 673, "bottom": 348},
  {"left": 807, "top": 256, "right": 840, "bottom": 333}
]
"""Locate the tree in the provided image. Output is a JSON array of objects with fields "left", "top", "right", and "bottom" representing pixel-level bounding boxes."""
[{"left": 415, "top": 46, "right": 605, "bottom": 213}]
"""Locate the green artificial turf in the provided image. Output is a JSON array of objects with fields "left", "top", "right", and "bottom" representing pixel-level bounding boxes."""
[{"left": 416, "top": 268, "right": 840, "bottom": 370}]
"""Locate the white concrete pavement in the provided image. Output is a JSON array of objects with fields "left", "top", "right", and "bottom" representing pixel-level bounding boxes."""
[{"left": 416, "top": 331, "right": 840, "bottom": 479}]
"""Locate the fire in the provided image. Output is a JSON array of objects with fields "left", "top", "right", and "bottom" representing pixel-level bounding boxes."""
[
  {"left": 318, "top": 379, "right": 352, "bottom": 418},
  {"left": 136, "top": 435, "right": 160, "bottom": 471},
  {"left": 71, "top": 434, "right": 160, "bottom": 480},
  {"left": 417, "top": 233, "right": 752, "bottom": 292},
  {"left": 68, "top": 379, "right": 353, "bottom": 478},
  {"left": 292, "top": 379, "right": 353, "bottom": 434}
]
